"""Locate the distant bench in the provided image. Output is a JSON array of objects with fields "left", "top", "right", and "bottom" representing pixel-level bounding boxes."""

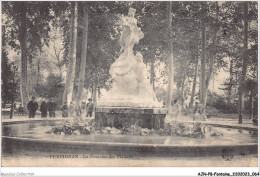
[{"left": 2, "top": 107, "right": 25, "bottom": 116}]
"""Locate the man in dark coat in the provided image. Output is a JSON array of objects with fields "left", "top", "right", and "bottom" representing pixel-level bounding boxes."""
[
  {"left": 61, "top": 102, "right": 68, "bottom": 118},
  {"left": 40, "top": 100, "right": 48, "bottom": 117},
  {"left": 17, "top": 104, "right": 24, "bottom": 116},
  {"left": 86, "top": 98, "right": 94, "bottom": 117},
  {"left": 27, "top": 97, "right": 38, "bottom": 118},
  {"left": 47, "top": 98, "right": 56, "bottom": 118}
]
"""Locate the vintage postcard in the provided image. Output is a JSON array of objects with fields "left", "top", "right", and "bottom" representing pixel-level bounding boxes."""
[{"left": 1, "top": 0, "right": 258, "bottom": 172}]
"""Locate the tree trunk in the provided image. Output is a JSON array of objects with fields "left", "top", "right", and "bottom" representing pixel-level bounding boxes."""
[
  {"left": 167, "top": 1, "right": 174, "bottom": 112},
  {"left": 62, "top": 3, "right": 75, "bottom": 104},
  {"left": 98, "top": 86, "right": 101, "bottom": 98},
  {"left": 92, "top": 82, "right": 97, "bottom": 118},
  {"left": 76, "top": 6, "right": 89, "bottom": 105},
  {"left": 73, "top": 85, "right": 78, "bottom": 101},
  {"left": 202, "top": 2, "right": 219, "bottom": 106},
  {"left": 150, "top": 57, "right": 155, "bottom": 90},
  {"left": 180, "top": 61, "right": 189, "bottom": 108},
  {"left": 250, "top": 90, "right": 253, "bottom": 119},
  {"left": 241, "top": 92, "right": 245, "bottom": 110},
  {"left": 64, "top": 2, "right": 78, "bottom": 106},
  {"left": 203, "top": 53, "right": 215, "bottom": 105},
  {"left": 19, "top": 2, "right": 29, "bottom": 110},
  {"left": 238, "top": 2, "right": 248, "bottom": 124},
  {"left": 37, "top": 50, "right": 41, "bottom": 85},
  {"left": 53, "top": 44, "right": 63, "bottom": 78},
  {"left": 228, "top": 58, "right": 233, "bottom": 102},
  {"left": 93, "top": 83, "right": 97, "bottom": 107},
  {"left": 90, "top": 86, "right": 93, "bottom": 99},
  {"left": 199, "top": 19, "right": 206, "bottom": 106},
  {"left": 189, "top": 55, "right": 198, "bottom": 107},
  {"left": 180, "top": 75, "right": 186, "bottom": 108}
]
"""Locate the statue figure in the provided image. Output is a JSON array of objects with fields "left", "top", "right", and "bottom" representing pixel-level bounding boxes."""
[
  {"left": 109, "top": 8, "right": 143, "bottom": 79},
  {"left": 98, "top": 8, "right": 162, "bottom": 108},
  {"left": 118, "top": 8, "right": 144, "bottom": 54}
]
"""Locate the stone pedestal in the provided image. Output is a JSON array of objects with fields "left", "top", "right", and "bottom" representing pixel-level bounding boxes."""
[{"left": 95, "top": 107, "right": 167, "bottom": 130}]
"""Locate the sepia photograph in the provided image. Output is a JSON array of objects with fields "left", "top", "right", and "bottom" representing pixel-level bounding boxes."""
[{"left": 1, "top": 0, "right": 258, "bottom": 171}]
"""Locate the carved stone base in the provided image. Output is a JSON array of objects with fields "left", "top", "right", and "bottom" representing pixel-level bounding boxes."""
[{"left": 95, "top": 107, "right": 167, "bottom": 130}]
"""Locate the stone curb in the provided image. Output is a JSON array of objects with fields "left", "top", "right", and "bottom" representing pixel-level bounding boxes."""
[{"left": 2, "top": 136, "right": 257, "bottom": 157}]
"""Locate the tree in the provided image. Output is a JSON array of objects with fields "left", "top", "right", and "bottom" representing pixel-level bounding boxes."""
[
  {"left": 202, "top": 2, "right": 220, "bottom": 106},
  {"left": 1, "top": 26, "right": 18, "bottom": 105},
  {"left": 135, "top": 2, "right": 168, "bottom": 92},
  {"left": 167, "top": 1, "right": 174, "bottom": 110},
  {"left": 189, "top": 56, "right": 199, "bottom": 107},
  {"left": 80, "top": 2, "right": 128, "bottom": 100},
  {"left": 199, "top": 3, "right": 207, "bottom": 107},
  {"left": 20, "top": 3, "right": 29, "bottom": 109},
  {"left": 214, "top": 1, "right": 257, "bottom": 118},
  {"left": 3, "top": 2, "right": 53, "bottom": 109},
  {"left": 76, "top": 5, "right": 89, "bottom": 105},
  {"left": 238, "top": 2, "right": 249, "bottom": 124},
  {"left": 63, "top": 2, "right": 78, "bottom": 105}
]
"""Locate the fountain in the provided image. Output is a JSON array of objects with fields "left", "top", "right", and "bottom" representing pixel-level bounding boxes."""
[
  {"left": 96, "top": 8, "right": 167, "bottom": 129},
  {"left": 1, "top": 8, "right": 257, "bottom": 166}
]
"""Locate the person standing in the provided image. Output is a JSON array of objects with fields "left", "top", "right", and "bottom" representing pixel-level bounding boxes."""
[
  {"left": 27, "top": 96, "right": 38, "bottom": 118},
  {"left": 61, "top": 102, "right": 69, "bottom": 118},
  {"left": 68, "top": 101, "right": 75, "bottom": 117},
  {"left": 75, "top": 105, "right": 81, "bottom": 117},
  {"left": 81, "top": 102, "right": 86, "bottom": 118},
  {"left": 17, "top": 104, "right": 24, "bottom": 116},
  {"left": 86, "top": 98, "right": 94, "bottom": 117},
  {"left": 47, "top": 98, "right": 56, "bottom": 118},
  {"left": 40, "top": 100, "right": 48, "bottom": 117},
  {"left": 194, "top": 102, "right": 199, "bottom": 114}
]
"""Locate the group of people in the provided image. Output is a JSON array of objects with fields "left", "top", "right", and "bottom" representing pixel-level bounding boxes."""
[
  {"left": 27, "top": 97, "right": 57, "bottom": 118},
  {"left": 27, "top": 97, "right": 94, "bottom": 118},
  {"left": 61, "top": 98, "right": 94, "bottom": 118}
]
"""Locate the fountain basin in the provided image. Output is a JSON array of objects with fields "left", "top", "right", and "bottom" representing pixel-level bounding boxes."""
[
  {"left": 2, "top": 118, "right": 258, "bottom": 157},
  {"left": 95, "top": 107, "right": 167, "bottom": 129},
  {"left": 2, "top": 136, "right": 257, "bottom": 157}
]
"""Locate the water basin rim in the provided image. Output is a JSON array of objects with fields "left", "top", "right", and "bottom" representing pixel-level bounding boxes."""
[
  {"left": 2, "top": 136, "right": 258, "bottom": 148},
  {"left": 95, "top": 107, "right": 167, "bottom": 109},
  {"left": 180, "top": 120, "right": 258, "bottom": 131},
  {"left": 2, "top": 118, "right": 257, "bottom": 131},
  {"left": 95, "top": 107, "right": 168, "bottom": 113},
  {"left": 2, "top": 118, "right": 67, "bottom": 125}
]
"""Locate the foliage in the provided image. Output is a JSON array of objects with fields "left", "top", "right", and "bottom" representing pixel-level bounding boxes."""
[
  {"left": 208, "top": 92, "right": 238, "bottom": 113},
  {"left": 49, "top": 118, "right": 223, "bottom": 139},
  {"left": 1, "top": 50, "right": 19, "bottom": 104},
  {"left": 1, "top": 27, "right": 20, "bottom": 104},
  {"left": 2, "top": 2, "right": 54, "bottom": 60},
  {"left": 218, "top": 2, "right": 258, "bottom": 103},
  {"left": 48, "top": 117, "right": 95, "bottom": 135},
  {"left": 35, "top": 73, "right": 64, "bottom": 101}
]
